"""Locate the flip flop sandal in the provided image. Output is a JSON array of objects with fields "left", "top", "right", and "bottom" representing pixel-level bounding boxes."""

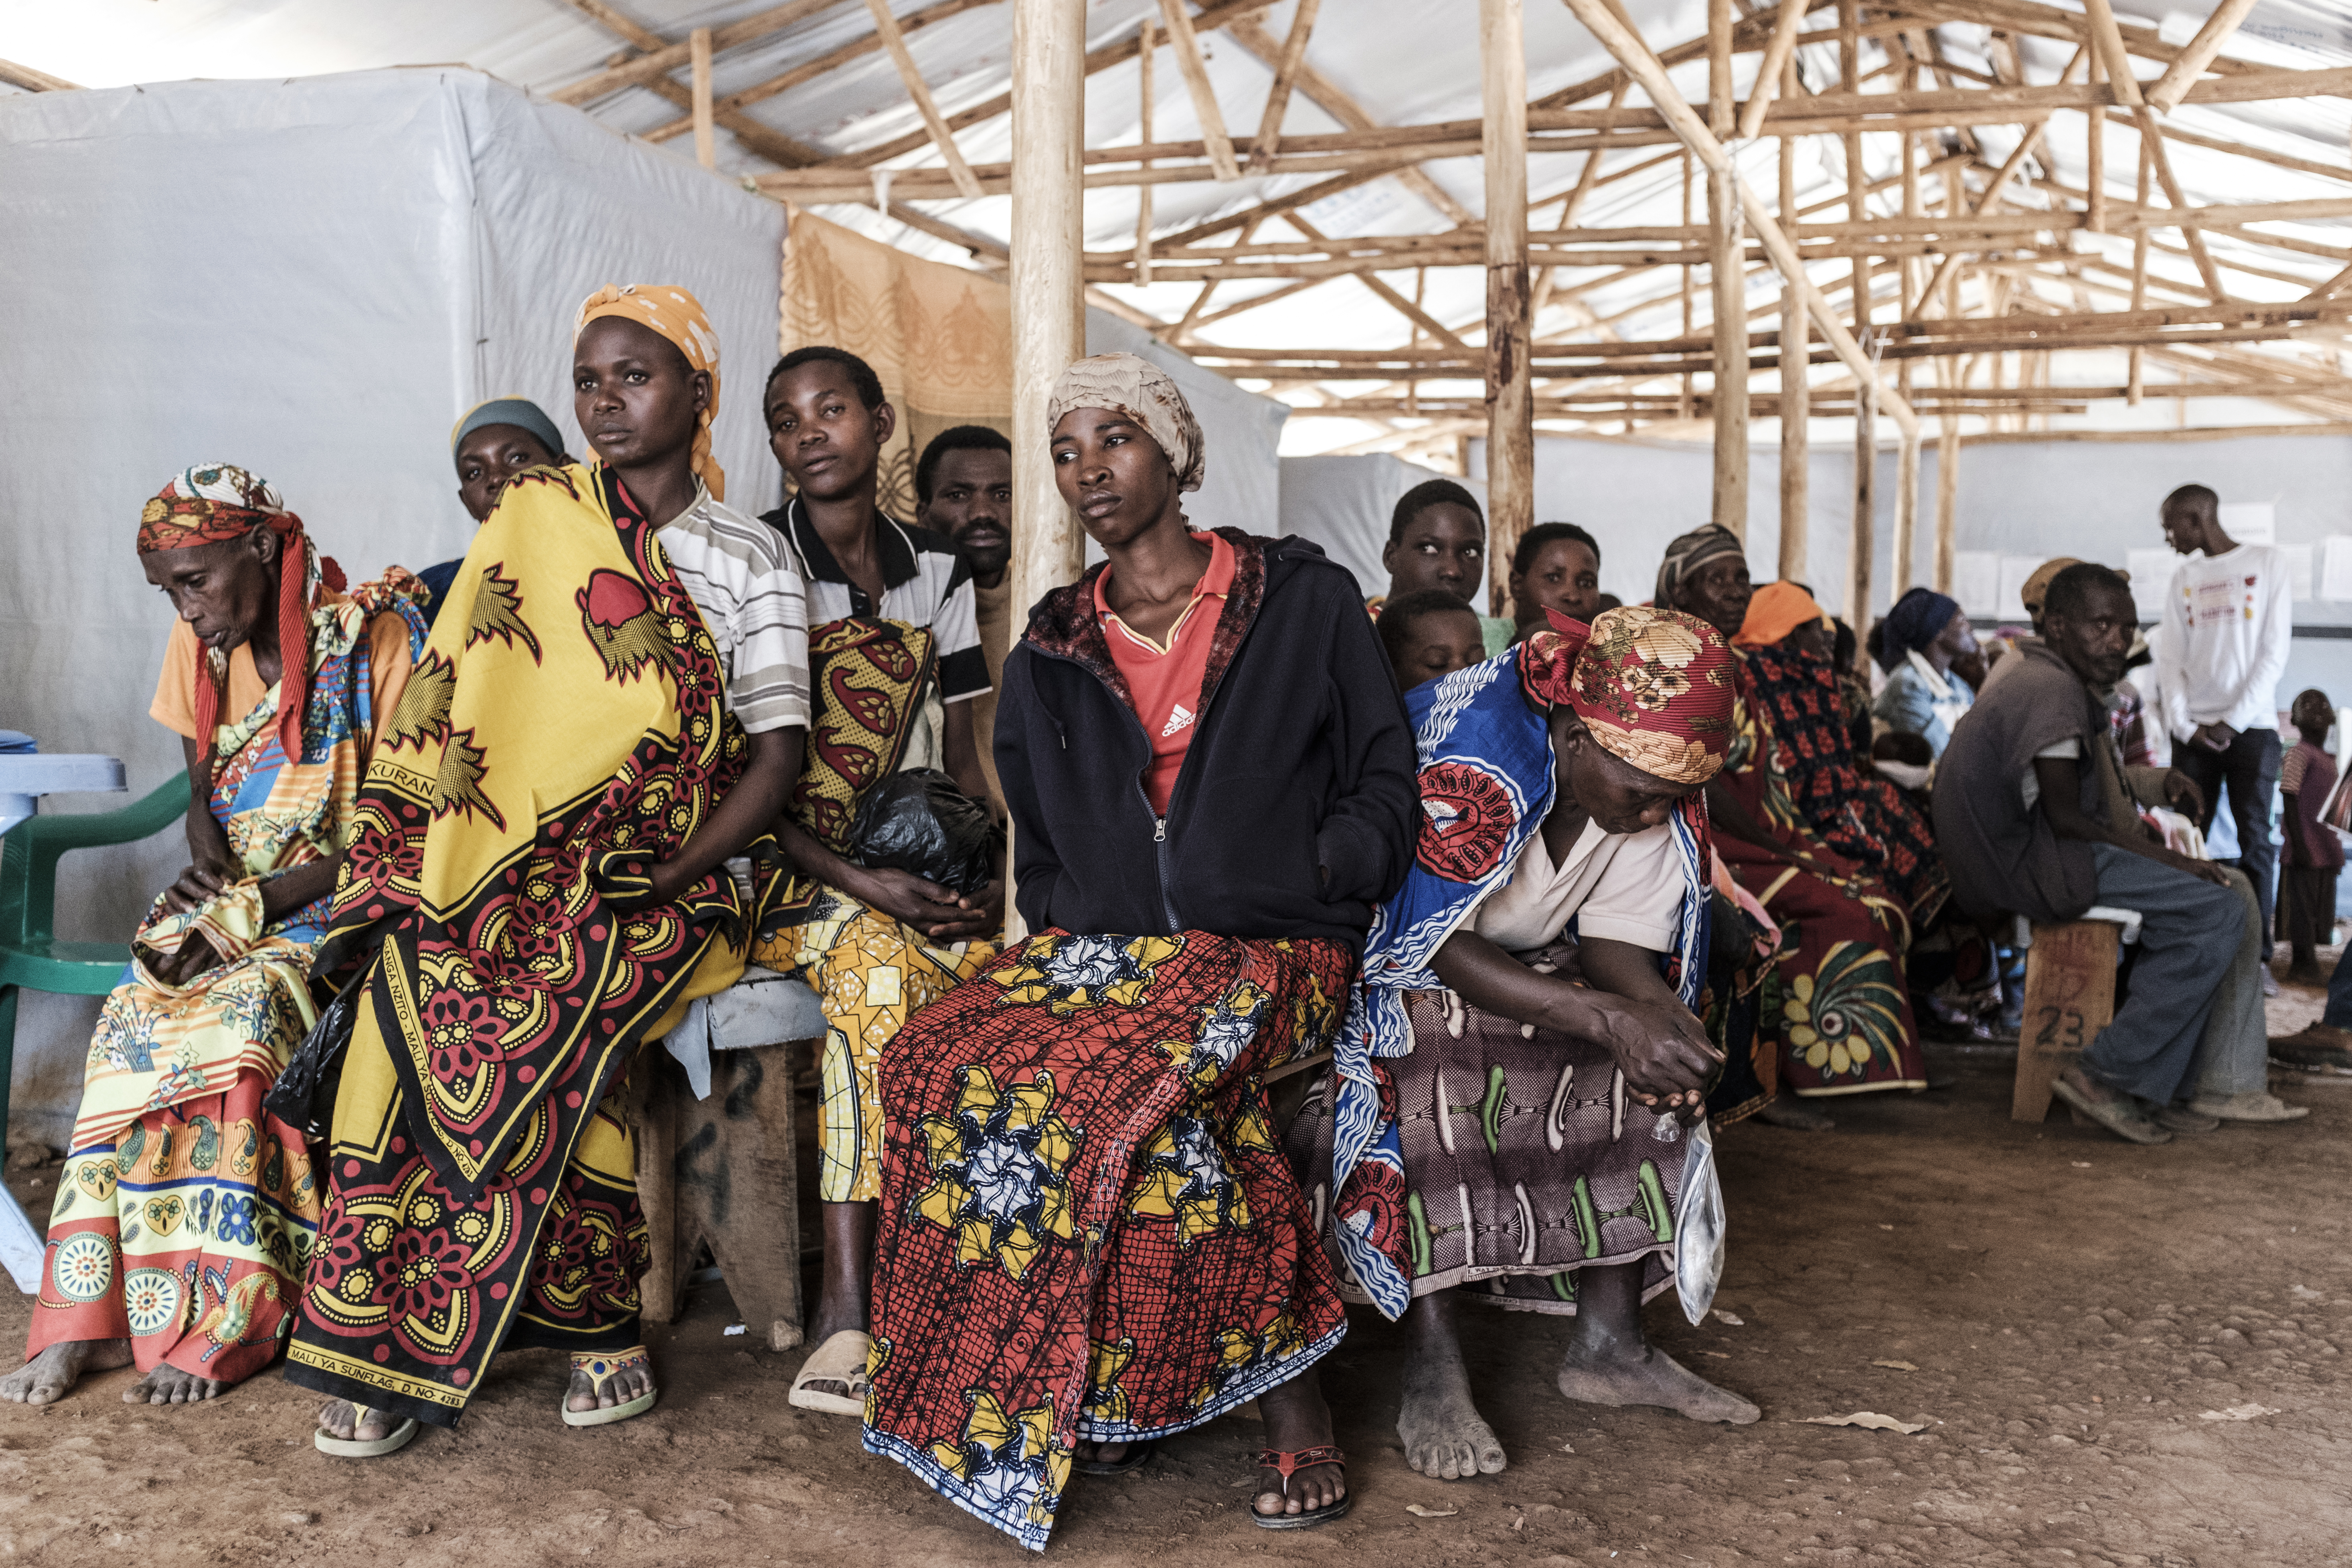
[
  {"left": 1074, "top": 1440, "right": 1157, "bottom": 1477},
  {"left": 787, "top": 1329, "right": 873, "bottom": 1417},
  {"left": 314, "top": 1404, "right": 420, "bottom": 1458},
  {"left": 563, "top": 1346, "right": 658, "bottom": 1427},
  {"left": 1251, "top": 1444, "right": 1352, "bottom": 1531}
]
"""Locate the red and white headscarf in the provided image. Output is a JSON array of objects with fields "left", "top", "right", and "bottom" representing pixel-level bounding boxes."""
[{"left": 138, "top": 463, "right": 338, "bottom": 766}]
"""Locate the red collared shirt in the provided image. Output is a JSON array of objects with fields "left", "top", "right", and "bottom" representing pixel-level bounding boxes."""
[{"left": 1094, "top": 532, "right": 1235, "bottom": 815}]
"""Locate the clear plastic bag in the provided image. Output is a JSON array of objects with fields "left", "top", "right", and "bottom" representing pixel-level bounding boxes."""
[
  {"left": 848, "top": 767, "right": 1000, "bottom": 895},
  {"left": 1675, "top": 1116, "right": 1726, "bottom": 1325}
]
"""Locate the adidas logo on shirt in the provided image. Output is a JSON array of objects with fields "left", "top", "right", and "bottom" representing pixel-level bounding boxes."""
[{"left": 1161, "top": 703, "right": 1195, "bottom": 738}]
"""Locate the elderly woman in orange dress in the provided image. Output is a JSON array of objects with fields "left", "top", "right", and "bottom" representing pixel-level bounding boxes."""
[{"left": 2, "top": 464, "right": 421, "bottom": 1410}]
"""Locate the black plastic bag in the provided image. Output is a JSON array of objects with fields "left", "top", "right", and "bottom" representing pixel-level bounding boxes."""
[
  {"left": 848, "top": 767, "right": 1000, "bottom": 895},
  {"left": 264, "top": 961, "right": 371, "bottom": 1141}
]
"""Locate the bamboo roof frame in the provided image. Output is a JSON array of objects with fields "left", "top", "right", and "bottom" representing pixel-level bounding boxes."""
[{"left": 13, "top": 1, "right": 2352, "bottom": 492}]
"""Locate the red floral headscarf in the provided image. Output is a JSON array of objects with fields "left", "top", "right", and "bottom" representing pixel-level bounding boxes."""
[{"left": 1518, "top": 605, "right": 1737, "bottom": 785}]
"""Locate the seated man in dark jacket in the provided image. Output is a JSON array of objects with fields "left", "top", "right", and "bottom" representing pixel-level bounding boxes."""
[
  {"left": 1932, "top": 563, "right": 2303, "bottom": 1143},
  {"left": 858, "top": 353, "right": 1417, "bottom": 1550}
]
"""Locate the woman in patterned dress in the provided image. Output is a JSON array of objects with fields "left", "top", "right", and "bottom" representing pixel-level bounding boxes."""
[
  {"left": 860, "top": 354, "right": 1417, "bottom": 1548},
  {"left": 1, "top": 464, "right": 421, "bottom": 1410},
  {"left": 1658, "top": 528, "right": 1927, "bottom": 1130},
  {"left": 1293, "top": 604, "right": 1760, "bottom": 1487}
]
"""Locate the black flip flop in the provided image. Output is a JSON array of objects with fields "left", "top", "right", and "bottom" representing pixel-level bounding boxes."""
[
  {"left": 1252, "top": 1444, "right": 1353, "bottom": 1530},
  {"left": 1074, "top": 1439, "right": 1156, "bottom": 1477}
]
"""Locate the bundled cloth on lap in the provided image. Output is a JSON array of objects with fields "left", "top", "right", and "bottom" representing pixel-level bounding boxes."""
[
  {"left": 284, "top": 463, "right": 778, "bottom": 1428},
  {"left": 32, "top": 464, "right": 425, "bottom": 1384},
  {"left": 1314, "top": 615, "right": 1716, "bottom": 1321}
]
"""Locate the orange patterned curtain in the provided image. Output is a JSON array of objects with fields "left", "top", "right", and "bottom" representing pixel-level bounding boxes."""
[{"left": 778, "top": 210, "right": 1015, "bottom": 519}]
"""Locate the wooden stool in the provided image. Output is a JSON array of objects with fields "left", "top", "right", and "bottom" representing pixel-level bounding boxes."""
[
  {"left": 2012, "top": 919, "right": 2123, "bottom": 1122},
  {"left": 632, "top": 970, "right": 824, "bottom": 1352}
]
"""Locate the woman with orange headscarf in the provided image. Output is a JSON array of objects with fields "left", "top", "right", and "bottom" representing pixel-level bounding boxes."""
[
  {"left": 2, "top": 465, "right": 423, "bottom": 1412},
  {"left": 286, "top": 286, "right": 806, "bottom": 1457}
]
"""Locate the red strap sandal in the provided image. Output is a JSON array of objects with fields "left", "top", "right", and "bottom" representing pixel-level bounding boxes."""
[{"left": 1252, "top": 1444, "right": 1353, "bottom": 1530}]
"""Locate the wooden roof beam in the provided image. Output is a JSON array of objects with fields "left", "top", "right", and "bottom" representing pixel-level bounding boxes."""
[
  {"left": 1224, "top": 14, "right": 1474, "bottom": 226},
  {"left": 0, "top": 57, "right": 78, "bottom": 91},
  {"left": 553, "top": 0, "right": 838, "bottom": 106}
]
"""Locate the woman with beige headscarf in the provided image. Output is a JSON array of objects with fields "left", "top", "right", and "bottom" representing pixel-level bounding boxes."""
[{"left": 857, "top": 354, "right": 1419, "bottom": 1549}]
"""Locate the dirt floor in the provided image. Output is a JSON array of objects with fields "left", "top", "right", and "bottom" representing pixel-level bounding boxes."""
[{"left": 4, "top": 972, "right": 2349, "bottom": 1568}]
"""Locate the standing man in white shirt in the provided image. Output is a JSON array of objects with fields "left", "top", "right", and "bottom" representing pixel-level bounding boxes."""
[{"left": 2155, "top": 484, "right": 2293, "bottom": 963}]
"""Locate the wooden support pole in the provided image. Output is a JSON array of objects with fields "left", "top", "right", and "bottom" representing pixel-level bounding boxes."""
[
  {"left": 1708, "top": 0, "right": 1736, "bottom": 139},
  {"left": 1778, "top": 109, "right": 1810, "bottom": 582},
  {"left": 1893, "top": 424, "right": 1920, "bottom": 597},
  {"left": 1484, "top": 0, "right": 1535, "bottom": 610},
  {"left": 864, "top": 0, "right": 985, "bottom": 200},
  {"left": 2085, "top": 47, "right": 2105, "bottom": 232},
  {"left": 2079, "top": 0, "right": 2144, "bottom": 108},
  {"left": 1011, "top": 0, "right": 1087, "bottom": 637},
  {"left": 1711, "top": 160, "right": 1750, "bottom": 535},
  {"left": 1841, "top": 0, "right": 1869, "bottom": 340},
  {"left": 1737, "top": 0, "right": 1813, "bottom": 142},
  {"left": 1935, "top": 399, "right": 1960, "bottom": 594},
  {"left": 1249, "top": 0, "right": 1322, "bottom": 171},
  {"left": 1681, "top": 151, "right": 1697, "bottom": 420},
  {"left": 689, "top": 28, "right": 718, "bottom": 168},
  {"left": 1157, "top": 0, "right": 1243, "bottom": 182},
  {"left": 1135, "top": 20, "right": 1156, "bottom": 285},
  {"left": 2130, "top": 134, "right": 2151, "bottom": 401},
  {"left": 1852, "top": 369, "right": 1876, "bottom": 629},
  {"left": 2147, "top": 0, "right": 2261, "bottom": 113},
  {"left": 2134, "top": 107, "right": 2229, "bottom": 302}
]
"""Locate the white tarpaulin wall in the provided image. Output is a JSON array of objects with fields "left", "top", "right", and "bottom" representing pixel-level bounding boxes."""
[
  {"left": 1277, "top": 455, "right": 1492, "bottom": 615},
  {"left": 0, "top": 68, "right": 785, "bottom": 1142}
]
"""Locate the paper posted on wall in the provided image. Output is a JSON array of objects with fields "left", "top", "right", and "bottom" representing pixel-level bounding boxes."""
[
  {"left": 2320, "top": 538, "right": 2352, "bottom": 603},
  {"left": 1951, "top": 552, "right": 2000, "bottom": 617}
]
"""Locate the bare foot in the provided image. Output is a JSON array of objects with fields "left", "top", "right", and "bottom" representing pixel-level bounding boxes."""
[
  {"left": 1397, "top": 1293, "right": 1505, "bottom": 1480},
  {"left": 123, "top": 1364, "right": 227, "bottom": 1404},
  {"left": 1254, "top": 1373, "right": 1347, "bottom": 1520},
  {"left": 566, "top": 1358, "right": 655, "bottom": 1414},
  {"left": 802, "top": 1200, "right": 876, "bottom": 1402},
  {"left": 317, "top": 1400, "right": 399, "bottom": 1444},
  {"left": 1556, "top": 1341, "right": 1760, "bottom": 1424},
  {"left": 0, "top": 1339, "right": 131, "bottom": 1405}
]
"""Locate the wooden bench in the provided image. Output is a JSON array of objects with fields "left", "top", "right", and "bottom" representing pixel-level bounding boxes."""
[
  {"left": 629, "top": 969, "right": 825, "bottom": 1352},
  {"left": 2012, "top": 918, "right": 2125, "bottom": 1122}
]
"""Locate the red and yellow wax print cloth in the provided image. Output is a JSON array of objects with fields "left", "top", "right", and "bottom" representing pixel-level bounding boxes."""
[
  {"left": 751, "top": 613, "right": 998, "bottom": 1203},
  {"left": 1714, "top": 653, "right": 1927, "bottom": 1097},
  {"left": 751, "top": 882, "right": 997, "bottom": 1204},
  {"left": 862, "top": 931, "right": 1355, "bottom": 1552},
  {"left": 30, "top": 569, "right": 423, "bottom": 1384},
  {"left": 285, "top": 463, "right": 779, "bottom": 1428}
]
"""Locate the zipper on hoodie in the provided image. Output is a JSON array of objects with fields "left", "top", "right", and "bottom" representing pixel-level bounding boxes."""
[{"left": 1151, "top": 809, "right": 1178, "bottom": 933}]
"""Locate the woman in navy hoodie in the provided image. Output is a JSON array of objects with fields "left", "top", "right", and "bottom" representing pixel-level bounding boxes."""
[{"left": 860, "top": 354, "right": 1416, "bottom": 1550}]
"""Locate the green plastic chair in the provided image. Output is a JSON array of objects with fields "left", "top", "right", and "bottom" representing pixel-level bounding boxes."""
[{"left": 0, "top": 773, "right": 191, "bottom": 1166}]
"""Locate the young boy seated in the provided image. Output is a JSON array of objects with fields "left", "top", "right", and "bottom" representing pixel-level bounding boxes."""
[
  {"left": 1378, "top": 588, "right": 1490, "bottom": 691},
  {"left": 1371, "top": 480, "right": 1514, "bottom": 655}
]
